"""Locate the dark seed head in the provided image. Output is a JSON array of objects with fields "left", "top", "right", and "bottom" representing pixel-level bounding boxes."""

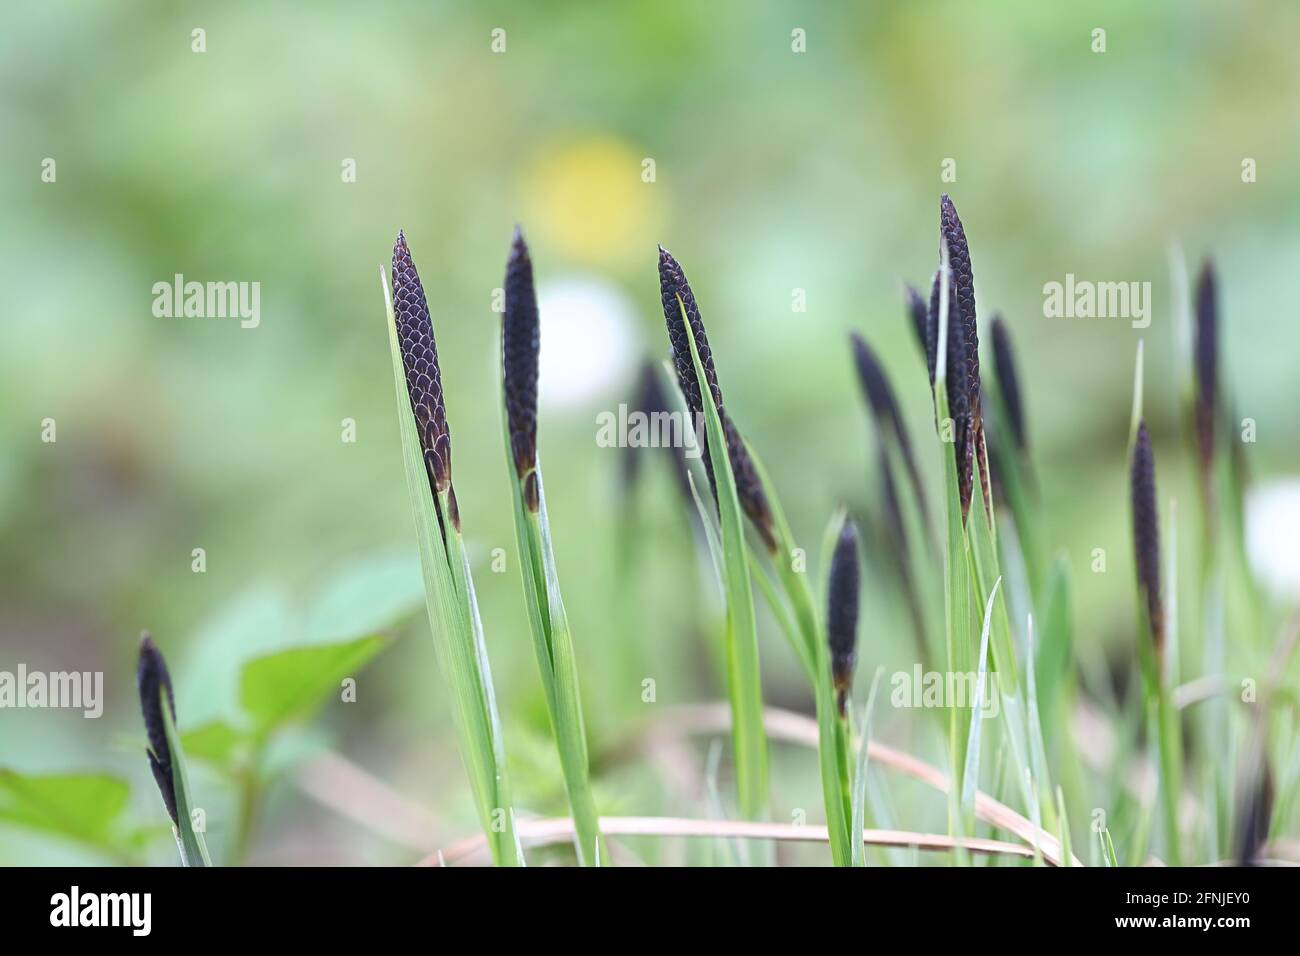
[
  {"left": 392, "top": 231, "right": 452, "bottom": 496},
  {"left": 905, "top": 283, "right": 936, "bottom": 385},
  {"left": 940, "top": 195, "right": 980, "bottom": 423},
  {"left": 658, "top": 246, "right": 724, "bottom": 421},
  {"left": 137, "top": 633, "right": 178, "bottom": 825},
  {"left": 827, "top": 516, "right": 861, "bottom": 716},
  {"left": 503, "top": 226, "right": 540, "bottom": 484},
  {"left": 850, "top": 332, "right": 929, "bottom": 531},
  {"left": 990, "top": 316, "right": 1027, "bottom": 451},
  {"left": 937, "top": 196, "right": 987, "bottom": 522},
  {"left": 939, "top": 271, "right": 975, "bottom": 523},
  {"left": 722, "top": 414, "right": 777, "bottom": 553},
  {"left": 657, "top": 246, "right": 776, "bottom": 552},
  {"left": 1130, "top": 422, "right": 1164, "bottom": 653},
  {"left": 1193, "top": 258, "right": 1218, "bottom": 480},
  {"left": 1234, "top": 726, "right": 1274, "bottom": 866}
]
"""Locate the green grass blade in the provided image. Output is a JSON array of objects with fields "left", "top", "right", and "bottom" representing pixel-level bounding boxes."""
[
  {"left": 501, "top": 392, "right": 605, "bottom": 864},
  {"left": 960, "top": 576, "right": 1001, "bottom": 827},
  {"left": 159, "top": 696, "right": 211, "bottom": 866},
  {"left": 850, "top": 666, "right": 885, "bottom": 867},
  {"left": 676, "top": 294, "right": 769, "bottom": 822}
]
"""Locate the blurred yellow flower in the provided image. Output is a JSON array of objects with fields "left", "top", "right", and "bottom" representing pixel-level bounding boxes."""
[{"left": 521, "top": 136, "right": 663, "bottom": 268}]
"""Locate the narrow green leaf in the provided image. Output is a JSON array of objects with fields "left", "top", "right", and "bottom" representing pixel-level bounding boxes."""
[
  {"left": 159, "top": 694, "right": 211, "bottom": 866},
  {"left": 676, "top": 294, "right": 768, "bottom": 822},
  {"left": 850, "top": 666, "right": 885, "bottom": 867}
]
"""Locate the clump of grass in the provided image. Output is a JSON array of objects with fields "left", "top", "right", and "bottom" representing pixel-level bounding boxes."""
[
  {"left": 658, "top": 245, "right": 770, "bottom": 823},
  {"left": 137, "top": 633, "right": 210, "bottom": 866},
  {"left": 382, "top": 232, "right": 523, "bottom": 866},
  {"left": 500, "top": 227, "right": 605, "bottom": 866}
]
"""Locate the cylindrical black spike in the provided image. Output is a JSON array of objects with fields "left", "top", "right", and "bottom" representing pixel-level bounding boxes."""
[
  {"left": 503, "top": 227, "right": 540, "bottom": 487},
  {"left": 940, "top": 195, "right": 980, "bottom": 423},
  {"left": 990, "top": 316, "right": 1027, "bottom": 452},
  {"left": 904, "top": 283, "right": 935, "bottom": 385},
  {"left": 850, "top": 333, "right": 929, "bottom": 532},
  {"left": 137, "top": 633, "right": 178, "bottom": 825},
  {"left": 1193, "top": 258, "right": 1218, "bottom": 480},
  {"left": 827, "top": 517, "right": 861, "bottom": 716},
  {"left": 392, "top": 232, "right": 452, "bottom": 497},
  {"left": 1130, "top": 422, "right": 1164, "bottom": 653},
  {"left": 722, "top": 414, "right": 777, "bottom": 553}
]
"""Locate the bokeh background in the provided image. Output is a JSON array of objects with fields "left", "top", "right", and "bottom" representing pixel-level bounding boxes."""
[{"left": 2, "top": 1, "right": 1298, "bottom": 864}]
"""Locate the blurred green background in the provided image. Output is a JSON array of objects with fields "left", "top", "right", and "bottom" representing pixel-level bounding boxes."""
[{"left": 2, "top": 1, "right": 1298, "bottom": 864}]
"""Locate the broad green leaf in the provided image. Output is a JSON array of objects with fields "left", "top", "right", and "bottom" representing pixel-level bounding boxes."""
[
  {"left": 180, "top": 586, "right": 299, "bottom": 726},
  {"left": 181, "top": 720, "right": 250, "bottom": 767},
  {"left": 306, "top": 552, "right": 424, "bottom": 642},
  {"left": 0, "top": 770, "right": 129, "bottom": 849},
  {"left": 239, "top": 635, "right": 387, "bottom": 737}
]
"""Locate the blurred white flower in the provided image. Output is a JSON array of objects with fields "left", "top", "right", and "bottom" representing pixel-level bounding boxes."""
[
  {"left": 535, "top": 277, "right": 638, "bottom": 410},
  {"left": 1246, "top": 478, "right": 1300, "bottom": 601}
]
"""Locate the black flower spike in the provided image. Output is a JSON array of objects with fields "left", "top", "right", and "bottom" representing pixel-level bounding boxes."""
[
  {"left": 940, "top": 195, "right": 980, "bottom": 419},
  {"left": 850, "top": 332, "right": 929, "bottom": 531},
  {"left": 503, "top": 227, "right": 541, "bottom": 495},
  {"left": 392, "top": 232, "right": 453, "bottom": 498},
  {"left": 1234, "top": 725, "right": 1274, "bottom": 866},
  {"left": 939, "top": 196, "right": 990, "bottom": 520},
  {"left": 1193, "top": 258, "right": 1218, "bottom": 482},
  {"left": 904, "top": 283, "right": 936, "bottom": 385},
  {"left": 722, "top": 414, "right": 778, "bottom": 553},
  {"left": 1130, "top": 422, "right": 1164, "bottom": 653},
  {"left": 990, "top": 316, "right": 1027, "bottom": 452},
  {"left": 937, "top": 269, "right": 975, "bottom": 522},
  {"left": 658, "top": 246, "right": 724, "bottom": 422},
  {"left": 826, "top": 516, "right": 861, "bottom": 717},
  {"left": 657, "top": 246, "right": 777, "bottom": 552},
  {"left": 137, "top": 633, "right": 178, "bottom": 826}
]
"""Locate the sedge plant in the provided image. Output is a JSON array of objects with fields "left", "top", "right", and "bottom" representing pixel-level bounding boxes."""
[
  {"left": 499, "top": 228, "right": 605, "bottom": 866},
  {"left": 381, "top": 232, "right": 523, "bottom": 866}
]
